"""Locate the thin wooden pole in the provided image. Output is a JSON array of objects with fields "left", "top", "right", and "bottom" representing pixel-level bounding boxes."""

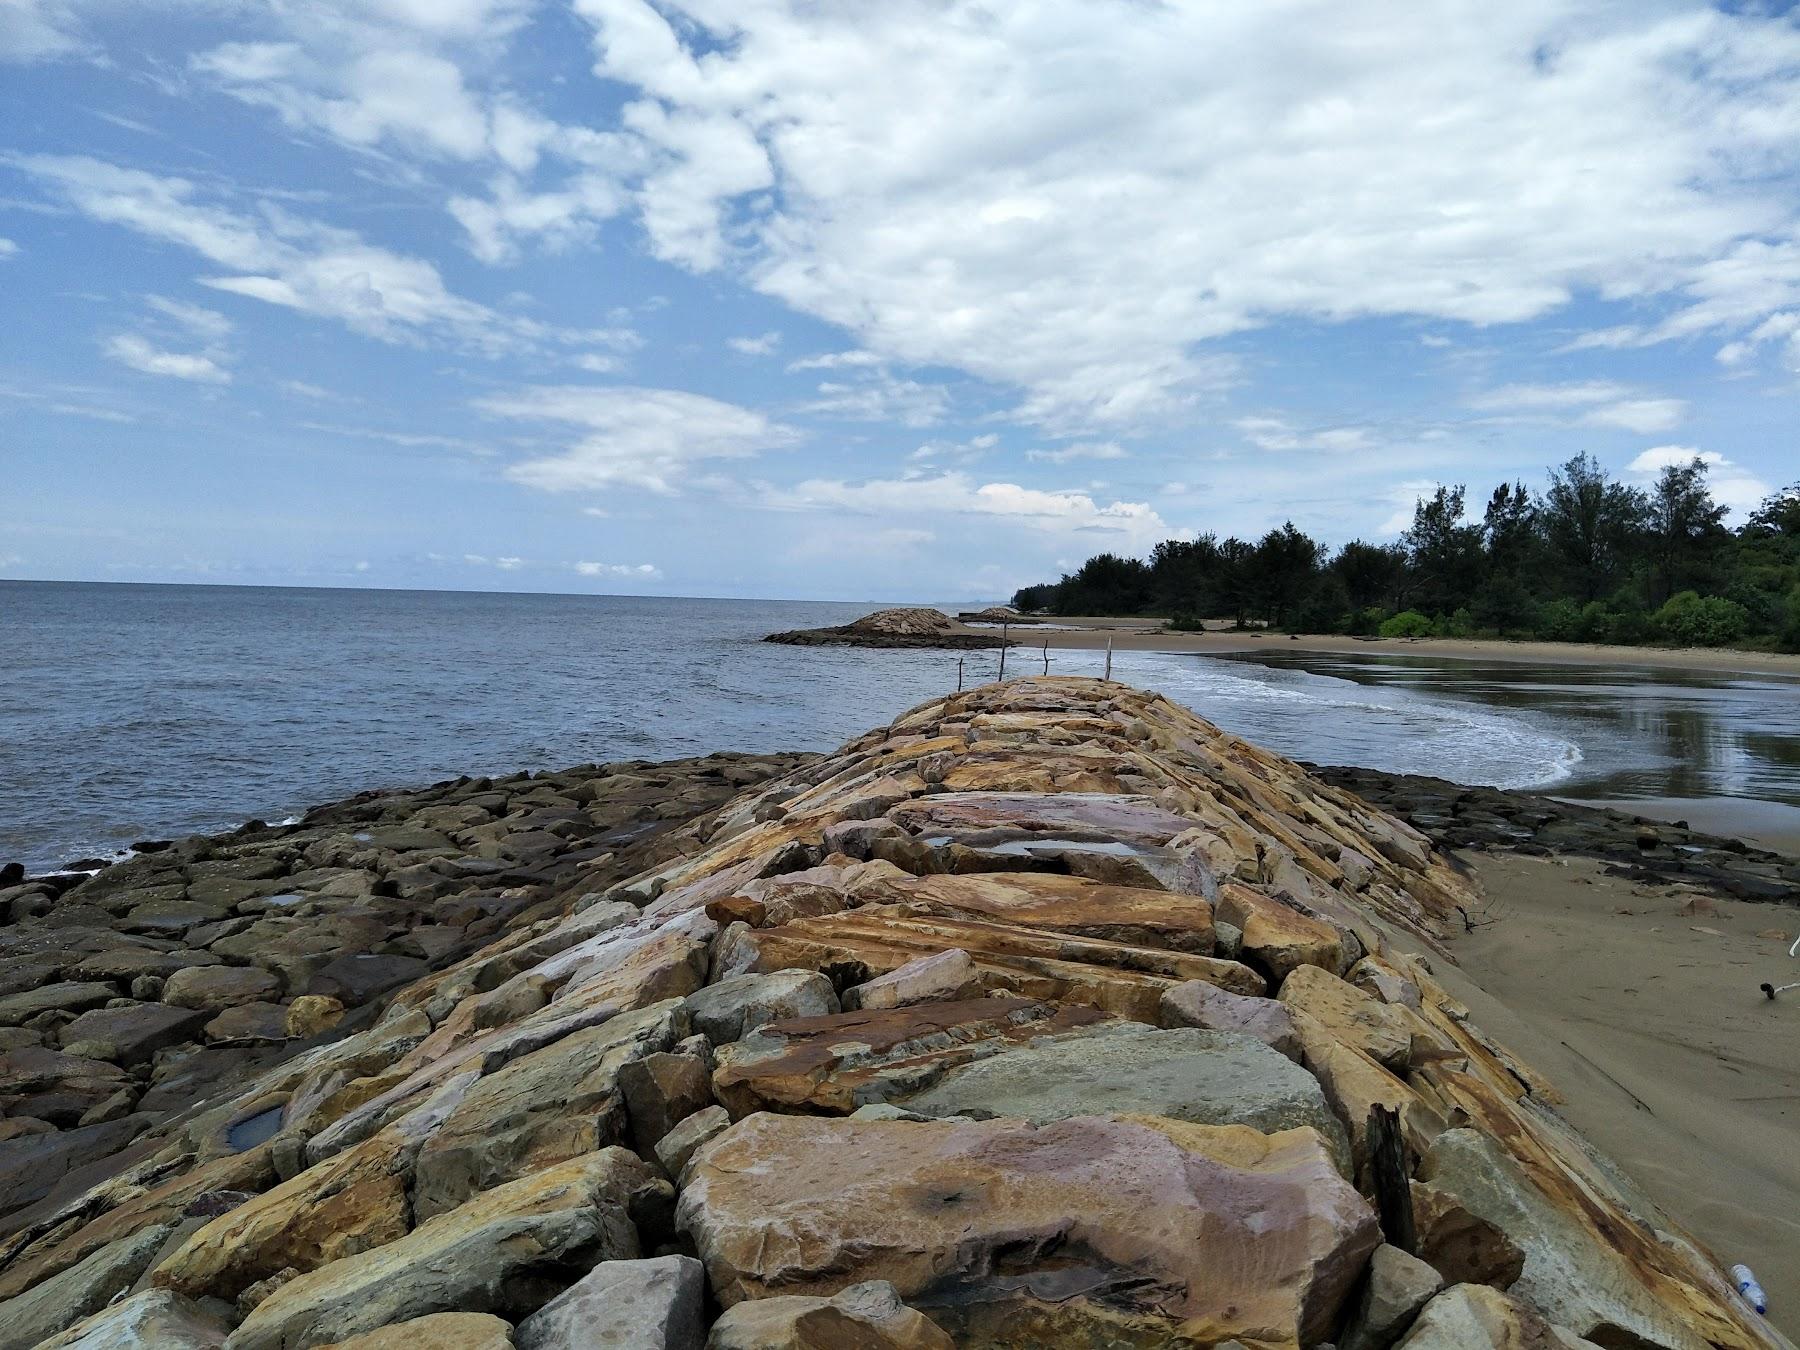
[
  {"left": 1105, "top": 636, "right": 1113, "bottom": 682},
  {"left": 1041, "top": 640, "right": 1050, "bottom": 675},
  {"left": 997, "top": 622, "right": 1008, "bottom": 680},
  {"left": 956, "top": 657, "right": 964, "bottom": 691}
]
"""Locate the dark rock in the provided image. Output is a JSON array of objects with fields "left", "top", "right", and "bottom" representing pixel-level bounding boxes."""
[
  {"left": 54, "top": 1003, "right": 212, "bottom": 1064},
  {"left": 305, "top": 954, "right": 429, "bottom": 1006}
]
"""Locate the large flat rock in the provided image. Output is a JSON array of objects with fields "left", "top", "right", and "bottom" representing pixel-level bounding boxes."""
[{"left": 678, "top": 1112, "right": 1379, "bottom": 1347}]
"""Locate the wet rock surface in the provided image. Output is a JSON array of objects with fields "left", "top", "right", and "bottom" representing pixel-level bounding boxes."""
[
  {"left": 0, "top": 679, "right": 1783, "bottom": 1349},
  {"left": 1306, "top": 765, "right": 1799, "bottom": 904},
  {"left": 0, "top": 752, "right": 805, "bottom": 1239}
]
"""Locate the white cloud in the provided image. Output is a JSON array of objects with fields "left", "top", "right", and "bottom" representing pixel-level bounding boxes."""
[
  {"left": 449, "top": 171, "right": 629, "bottom": 263},
  {"left": 796, "top": 370, "right": 948, "bottom": 428},
  {"left": 908, "top": 433, "right": 999, "bottom": 464},
  {"left": 0, "top": 0, "right": 85, "bottom": 62},
  {"left": 479, "top": 385, "right": 798, "bottom": 493},
  {"left": 0, "top": 237, "right": 17, "bottom": 259},
  {"left": 146, "top": 296, "right": 233, "bottom": 341},
  {"left": 1468, "top": 381, "right": 1685, "bottom": 434},
  {"left": 571, "top": 1, "right": 1800, "bottom": 427},
  {"left": 300, "top": 421, "right": 488, "bottom": 454},
  {"left": 1024, "top": 441, "right": 1128, "bottom": 464},
  {"left": 102, "top": 333, "right": 230, "bottom": 383},
  {"left": 728, "top": 331, "right": 781, "bottom": 356},
  {"left": 786, "top": 351, "right": 883, "bottom": 373},
  {"left": 575, "top": 560, "right": 663, "bottom": 579},
  {"left": 1626, "top": 446, "right": 1771, "bottom": 518},
  {"left": 18, "top": 155, "right": 558, "bottom": 351},
  {"left": 1375, "top": 478, "right": 1452, "bottom": 536},
  {"left": 1577, "top": 398, "right": 1685, "bottom": 434},
  {"left": 764, "top": 471, "right": 1176, "bottom": 551},
  {"left": 1235, "top": 417, "right": 1374, "bottom": 453}
]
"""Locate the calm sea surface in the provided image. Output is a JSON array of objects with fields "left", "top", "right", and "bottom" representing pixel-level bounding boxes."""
[{"left": 3, "top": 581, "right": 1797, "bottom": 871}]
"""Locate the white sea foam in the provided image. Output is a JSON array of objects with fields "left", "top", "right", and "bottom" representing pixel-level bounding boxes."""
[{"left": 1120, "top": 652, "right": 1585, "bottom": 791}]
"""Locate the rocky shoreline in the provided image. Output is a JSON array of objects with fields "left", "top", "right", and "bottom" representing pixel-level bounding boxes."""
[
  {"left": 0, "top": 680, "right": 1788, "bottom": 1349},
  {"left": 0, "top": 753, "right": 805, "bottom": 1253},
  {"left": 1306, "top": 765, "right": 1799, "bottom": 905}
]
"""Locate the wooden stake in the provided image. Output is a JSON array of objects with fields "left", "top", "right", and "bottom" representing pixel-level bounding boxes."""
[
  {"left": 1041, "top": 639, "right": 1050, "bottom": 675},
  {"left": 1367, "top": 1105, "right": 1416, "bottom": 1252},
  {"left": 956, "top": 657, "right": 964, "bottom": 691},
  {"left": 998, "top": 622, "right": 1008, "bottom": 680},
  {"left": 1105, "top": 636, "right": 1113, "bottom": 682}
]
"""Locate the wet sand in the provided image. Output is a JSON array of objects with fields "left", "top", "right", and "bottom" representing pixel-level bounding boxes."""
[
  {"left": 1435, "top": 853, "right": 1800, "bottom": 1335},
  {"left": 984, "top": 616, "right": 1800, "bottom": 678}
]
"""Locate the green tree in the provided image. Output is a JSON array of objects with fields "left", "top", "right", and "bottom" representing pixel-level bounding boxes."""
[
  {"left": 1540, "top": 453, "right": 1648, "bottom": 602},
  {"left": 1252, "top": 523, "right": 1324, "bottom": 629},
  {"left": 1402, "top": 485, "right": 1483, "bottom": 615},
  {"left": 1644, "top": 456, "right": 1729, "bottom": 605},
  {"left": 1331, "top": 540, "right": 1407, "bottom": 610}
]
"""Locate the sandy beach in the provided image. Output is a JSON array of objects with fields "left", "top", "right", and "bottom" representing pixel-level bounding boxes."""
[
  {"left": 1440, "top": 853, "right": 1800, "bottom": 1336},
  {"left": 977, "top": 616, "right": 1800, "bottom": 678}
]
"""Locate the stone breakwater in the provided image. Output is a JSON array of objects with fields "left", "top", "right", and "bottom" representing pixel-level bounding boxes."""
[{"left": 0, "top": 677, "right": 1785, "bottom": 1350}]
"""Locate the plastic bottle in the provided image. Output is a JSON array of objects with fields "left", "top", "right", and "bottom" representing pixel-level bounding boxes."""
[{"left": 1732, "top": 1264, "right": 1768, "bottom": 1315}]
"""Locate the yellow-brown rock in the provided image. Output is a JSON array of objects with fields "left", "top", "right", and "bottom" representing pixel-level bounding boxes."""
[
  {"left": 1216, "top": 884, "right": 1352, "bottom": 980},
  {"left": 317, "top": 1312, "right": 515, "bottom": 1349},
  {"left": 706, "top": 1280, "right": 952, "bottom": 1350},
  {"left": 228, "top": 1152, "right": 644, "bottom": 1350},
  {"left": 152, "top": 1117, "right": 419, "bottom": 1301},
  {"left": 711, "top": 997, "right": 1110, "bottom": 1117},
  {"left": 679, "top": 1112, "right": 1380, "bottom": 1347},
  {"left": 1277, "top": 964, "right": 1412, "bottom": 1070}
]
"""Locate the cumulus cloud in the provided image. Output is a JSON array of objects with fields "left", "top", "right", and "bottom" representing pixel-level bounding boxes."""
[
  {"left": 764, "top": 471, "right": 1176, "bottom": 551},
  {"left": 479, "top": 385, "right": 798, "bottom": 493},
  {"left": 569, "top": 1, "right": 1800, "bottom": 428},
  {"left": 0, "top": 237, "right": 17, "bottom": 259},
  {"left": 574, "top": 560, "right": 663, "bottom": 579},
  {"left": 102, "top": 333, "right": 230, "bottom": 383},
  {"left": 1626, "top": 446, "right": 1772, "bottom": 518},
  {"left": 1468, "top": 381, "right": 1686, "bottom": 434}
]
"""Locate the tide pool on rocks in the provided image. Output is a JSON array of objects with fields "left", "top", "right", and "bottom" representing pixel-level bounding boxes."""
[{"left": 0, "top": 678, "right": 1784, "bottom": 1350}]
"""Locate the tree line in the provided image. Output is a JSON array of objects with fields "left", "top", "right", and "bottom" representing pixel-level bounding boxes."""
[{"left": 1011, "top": 455, "right": 1800, "bottom": 650}]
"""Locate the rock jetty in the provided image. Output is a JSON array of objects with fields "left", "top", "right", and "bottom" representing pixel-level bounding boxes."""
[
  {"left": 0, "top": 678, "right": 1785, "bottom": 1349},
  {"left": 765, "top": 607, "right": 1007, "bottom": 649}
]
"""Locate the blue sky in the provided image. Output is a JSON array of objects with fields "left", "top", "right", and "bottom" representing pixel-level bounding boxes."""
[{"left": 2, "top": 1, "right": 1797, "bottom": 601}]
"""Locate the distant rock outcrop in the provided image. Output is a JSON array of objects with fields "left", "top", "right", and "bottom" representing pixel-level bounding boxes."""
[
  {"left": 956, "top": 606, "right": 1043, "bottom": 624},
  {"left": 765, "top": 606, "right": 1006, "bottom": 648},
  {"left": 0, "top": 679, "right": 1783, "bottom": 1350}
]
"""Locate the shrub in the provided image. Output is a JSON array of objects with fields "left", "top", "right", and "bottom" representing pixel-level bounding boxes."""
[
  {"left": 1652, "top": 590, "right": 1749, "bottom": 647},
  {"left": 1166, "top": 611, "right": 1206, "bottom": 632},
  {"left": 1379, "top": 610, "right": 1433, "bottom": 639},
  {"left": 1534, "top": 597, "right": 1584, "bottom": 642},
  {"left": 1434, "top": 608, "right": 1478, "bottom": 639},
  {"left": 1344, "top": 606, "right": 1388, "bottom": 637}
]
